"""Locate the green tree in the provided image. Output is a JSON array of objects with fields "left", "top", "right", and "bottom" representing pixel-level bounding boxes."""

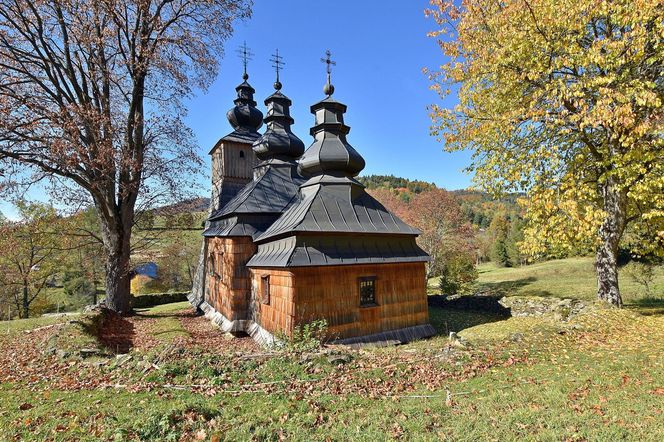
[
  {"left": 506, "top": 215, "right": 526, "bottom": 266},
  {"left": 427, "top": 0, "right": 664, "bottom": 306},
  {"left": 488, "top": 212, "right": 511, "bottom": 267},
  {"left": 0, "top": 202, "right": 63, "bottom": 318}
]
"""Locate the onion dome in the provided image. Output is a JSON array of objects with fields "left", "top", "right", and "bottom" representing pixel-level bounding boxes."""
[
  {"left": 226, "top": 74, "right": 263, "bottom": 132},
  {"left": 252, "top": 87, "right": 305, "bottom": 161},
  {"left": 298, "top": 95, "right": 365, "bottom": 178}
]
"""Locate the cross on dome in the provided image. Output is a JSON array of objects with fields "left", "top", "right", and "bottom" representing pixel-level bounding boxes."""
[
  {"left": 236, "top": 41, "right": 254, "bottom": 80},
  {"left": 320, "top": 49, "right": 336, "bottom": 96},
  {"left": 270, "top": 49, "right": 285, "bottom": 90}
]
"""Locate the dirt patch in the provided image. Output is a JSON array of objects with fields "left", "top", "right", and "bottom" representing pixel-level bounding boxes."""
[{"left": 177, "top": 309, "right": 258, "bottom": 354}]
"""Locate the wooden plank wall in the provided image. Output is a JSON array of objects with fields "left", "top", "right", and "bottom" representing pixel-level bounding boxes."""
[
  {"left": 223, "top": 141, "right": 256, "bottom": 179},
  {"left": 250, "top": 262, "right": 429, "bottom": 340},
  {"left": 293, "top": 262, "right": 429, "bottom": 340},
  {"left": 249, "top": 269, "right": 296, "bottom": 336},
  {"left": 211, "top": 140, "right": 257, "bottom": 182},
  {"left": 210, "top": 140, "right": 257, "bottom": 209},
  {"left": 205, "top": 237, "right": 256, "bottom": 321}
]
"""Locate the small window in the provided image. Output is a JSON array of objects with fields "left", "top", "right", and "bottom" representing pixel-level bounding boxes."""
[
  {"left": 359, "top": 276, "right": 377, "bottom": 307},
  {"left": 261, "top": 275, "right": 270, "bottom": 305},
  {"left": 239, "top": 150, "right": 245, "bottom": 158},
  {"left": 208, "top": 252, "right": 223, "bottom": 279},
  {"left": 208, "top": 253, "right": 215, "bottom": 276}
]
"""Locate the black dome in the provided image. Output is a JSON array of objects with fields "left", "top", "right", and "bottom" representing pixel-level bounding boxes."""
[
  {"left": 226, "top": 80, "right": 263, "bottom": 132},
  {"left": 253, "top": 90, "right": 304, "bottom": 161}
]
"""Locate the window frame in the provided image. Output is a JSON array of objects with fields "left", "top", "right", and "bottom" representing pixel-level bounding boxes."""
[
  {"left": 359, "top": 276, "right": 377, "bottom": 307},
  {"left": 261, "top": 275, "right": 270, "bottom": 305},
  {"left": 207, "top": 252, "right": 215, "bottom": 276}
]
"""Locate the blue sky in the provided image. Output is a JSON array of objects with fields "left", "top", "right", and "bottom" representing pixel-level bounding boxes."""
[{"left": 1, "top": 0, "right": 471, "bottom": 220}]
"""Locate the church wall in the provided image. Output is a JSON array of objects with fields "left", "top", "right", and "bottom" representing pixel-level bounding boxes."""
[
  {"left": 249, "top": 268, "right": 296, "bottom": 336},
  {"left": 205, "top": 236, "right": 256, "bottom": 321},
  {"left": 291, "top": 262, "right": 429, "bottom": 340},
  {"left": 249, "top": 262, "right": 428, "bottom": 340}
]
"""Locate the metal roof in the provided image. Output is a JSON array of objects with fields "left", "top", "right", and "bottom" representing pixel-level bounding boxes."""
[
  {"left": 247, "top": 85, "right": 429, "bottom": 268},
  {"left": 252, "top": 90, "right": 305, "bottom": 161},
  {"left": 215, "top": 180, "right": 251, "bottom": 213},
  {"left": 255, "top": 180, "right": 420, "bottom": 242},
  {"left": 209, "top": 161, "right": 304, "bottom": 220},
  {"left": 298, "top": 96, "right": 365, "bottom": 178},
  {"left": 204, "top": 85, "right": 306, "bottom": 239},
  {"left": 247, "top": 234, "right": 429, "bottom": 267},
  {"left": 203, "top": 214, "right": 279, "bottom": 239}
]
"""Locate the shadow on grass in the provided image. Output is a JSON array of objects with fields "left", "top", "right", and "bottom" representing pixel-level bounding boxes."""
[
  {"left": 626, "top": 298, "right": 664, "bottom": 316},
  {"left": 476, "top": 276, "right": 555, "bottom": 298},
  {"left": 98, "top": 311, "right": 135, "bottom": 354},
  {"left": 428, "top": 295, "right": 511, "bottom": 336},
  {"left": 134, "top": 309, "right": 194, "bottom": 320}
]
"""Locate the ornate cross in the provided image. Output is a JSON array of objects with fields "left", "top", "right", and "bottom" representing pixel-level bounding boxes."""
[
  {"left": 320, "top": 49, "right": 336, "bottom": 84},
  {"left": 236, "top": 41, "right": 254, "bottom": 79},
  {"left": 270, "top": 49, "right": 284, "bottom": 84}
]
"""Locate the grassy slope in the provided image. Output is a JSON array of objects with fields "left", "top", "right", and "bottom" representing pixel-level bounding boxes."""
[
  {"left": 475, "top": 257, "right": 664, "bottom": 302},
  {"left": 1, "top": 262, "right": 663, "bottom": 441},
  {"left": 427, "top": 256, "right": 664, "bottom": 301}
]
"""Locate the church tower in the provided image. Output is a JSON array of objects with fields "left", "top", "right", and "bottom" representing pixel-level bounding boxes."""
[
  {"left": 190, "top": 44, "right": 263, "bottom": 310},
  {"left": 209, "top": 46, "right": 263, "bottom": 212}
]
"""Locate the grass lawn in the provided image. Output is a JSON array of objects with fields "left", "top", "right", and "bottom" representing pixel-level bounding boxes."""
[
  {"left": 429, "top": 257, "right": 664, "bottom": 304},
  {"left": 1, "top": 288, "right": 663, "bottom": 440}
]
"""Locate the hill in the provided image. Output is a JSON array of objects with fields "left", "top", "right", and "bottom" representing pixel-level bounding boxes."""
[{"left": 153, "top": 197, "right": 210, "bottom": 216}]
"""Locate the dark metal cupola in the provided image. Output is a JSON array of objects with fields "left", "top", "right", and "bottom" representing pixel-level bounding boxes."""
[
  {"left": 226, "top": 43, "right": 263, "bottom": 134},
  {"left": 298, "top": 50, "right": 365, "bottom": 180},
  {"left": 226, "top": 76, "right": 263, "bottom": 133},
  {"left": 252, "top": 50, "right": 305, "bottom": 162}
]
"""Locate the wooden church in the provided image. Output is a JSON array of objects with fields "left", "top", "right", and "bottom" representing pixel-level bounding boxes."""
[{"left": 189, "top": 50, "right": 434, "bottom": 346}]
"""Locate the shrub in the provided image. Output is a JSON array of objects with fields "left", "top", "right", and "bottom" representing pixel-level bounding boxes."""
[
  {"left": 278, "top": 319, "right": 328, "bottom": 353},
  {"left": 439, "top": 254, "right": 478, "bottom": 295},
  {"left": 623, "top": 261, "right": 657, "bottom": 298},
  {"left": 130, "top": 292, "right": 189, "bottom": 309},
  {"left": 62, "top": 272, "right": 96, "bottom": 306}
]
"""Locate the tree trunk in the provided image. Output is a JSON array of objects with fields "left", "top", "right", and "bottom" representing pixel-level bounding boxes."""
[
  {"left": 22, "top": 281, "right": 29, "bottom": 318},
  {"left": 105, "top": 246, "right": 131, "bottom": 313},
  {"left": 595, "top": 180, "right": 627, "bottom": 307},
  {"left": 102, "top": 223, "right": 132, "bottom": 314}
]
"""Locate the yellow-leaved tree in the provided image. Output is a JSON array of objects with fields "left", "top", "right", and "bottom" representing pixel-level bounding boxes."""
[{"left": 426, "top": 0, "right": 663, "bottom": 307}]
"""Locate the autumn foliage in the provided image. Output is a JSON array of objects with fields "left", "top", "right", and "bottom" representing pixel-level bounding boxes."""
[
  {"left": 426, "top": 0, "right": 664, "bottom": 306},
  {"left": 0, "top": 0, "right": 252, "bottom": 312}
]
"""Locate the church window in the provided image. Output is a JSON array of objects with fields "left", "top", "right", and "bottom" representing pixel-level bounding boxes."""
[
  {"left": 208, "top": 253, "right": 215, "bottom": 276},
  {"left": 359, "top": 276, "right": 377, "bottom": 307},
  {"left": 239, "top": 150, "right": 245, "bottom": 158},
  {"left": 261, "top": 275, "right": 270, "bottom": 304}
]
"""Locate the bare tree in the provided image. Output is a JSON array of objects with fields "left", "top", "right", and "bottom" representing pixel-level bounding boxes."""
[{"left": 0, "top": 0, "right": 252, "bottom": 313}]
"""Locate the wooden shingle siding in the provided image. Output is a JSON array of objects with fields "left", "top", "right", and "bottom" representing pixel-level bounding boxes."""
[
  {"left": 205, "top": 236, "right": 256, "bottom": 321},
  {"left": 249, "top": 262, "right": 428, "bottom": 340},
  {"left": 250, "top": 268, "right": 296, "bottom": 335}
]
